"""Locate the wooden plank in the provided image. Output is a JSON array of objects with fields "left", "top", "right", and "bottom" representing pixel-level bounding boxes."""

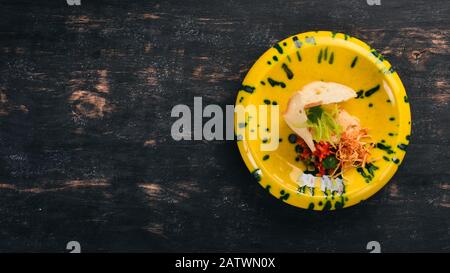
[{"left": 0, "top": 0, "right": 448, "bottom": 252}]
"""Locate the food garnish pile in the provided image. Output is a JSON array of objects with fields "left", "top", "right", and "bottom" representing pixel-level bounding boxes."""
[{"left": 284, "top": 81, "right": 375, "bottom": 181}]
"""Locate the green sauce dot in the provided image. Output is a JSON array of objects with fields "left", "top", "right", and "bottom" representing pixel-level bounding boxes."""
[{"left": 288, "top": 134, "right": 297, "bottom": 143}]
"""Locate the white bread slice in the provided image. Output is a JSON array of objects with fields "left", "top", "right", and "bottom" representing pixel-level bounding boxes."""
[
  {"left": 298, "top": 81, "right": 357, "bottom": 108},
  {"left": 283, "top": 81, "right": 357, "bottom": 151},
  {"left": 283, "top": 92, "right": 316, "bottom": 151}
]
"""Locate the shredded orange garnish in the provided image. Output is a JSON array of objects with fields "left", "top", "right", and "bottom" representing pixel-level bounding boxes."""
[{"left": 334, "top": 124, "right": 374, "bottom": 176}]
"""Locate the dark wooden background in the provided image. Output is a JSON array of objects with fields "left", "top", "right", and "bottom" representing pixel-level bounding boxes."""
[{"left": 0, "top": 0, "right": 448, "bottom": 252}]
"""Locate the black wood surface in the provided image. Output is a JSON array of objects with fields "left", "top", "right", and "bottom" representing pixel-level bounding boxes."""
[{"left": 0, "top": 0, "right": 449, "bottom": 252}]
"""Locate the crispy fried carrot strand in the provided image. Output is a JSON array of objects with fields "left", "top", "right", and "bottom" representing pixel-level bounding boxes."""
[{"left": 334, "top": 125, "right": 375, "bottom": 175}]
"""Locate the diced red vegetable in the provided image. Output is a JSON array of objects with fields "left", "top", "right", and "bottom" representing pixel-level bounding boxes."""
[{"left": 295, "top": 140, "right": 338, "bottom": 176}]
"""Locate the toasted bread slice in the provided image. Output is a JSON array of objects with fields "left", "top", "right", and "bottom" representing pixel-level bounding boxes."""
[
  {"left": 283, "top": 81, "right": 357, "bottom": 151},
  {"left": 298, "top": 81, "right": 357, "bottom": 108}
]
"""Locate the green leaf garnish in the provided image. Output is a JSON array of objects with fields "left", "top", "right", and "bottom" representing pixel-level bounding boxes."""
[
  {"left": 305, "top": 104, "right": 342, "bottom": 142},
  {"left": 306, "top": 106, "right": 323, "bottom": 123}
]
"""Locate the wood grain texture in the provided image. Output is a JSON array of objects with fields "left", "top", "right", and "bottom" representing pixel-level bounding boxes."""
[{"left": 0, "top": 0, "right": 449, "bottom": 252}]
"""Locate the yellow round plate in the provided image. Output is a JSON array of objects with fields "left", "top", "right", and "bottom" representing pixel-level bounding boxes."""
[{"left": 235, "top": 31, "right": 411, "bottom": 210}]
